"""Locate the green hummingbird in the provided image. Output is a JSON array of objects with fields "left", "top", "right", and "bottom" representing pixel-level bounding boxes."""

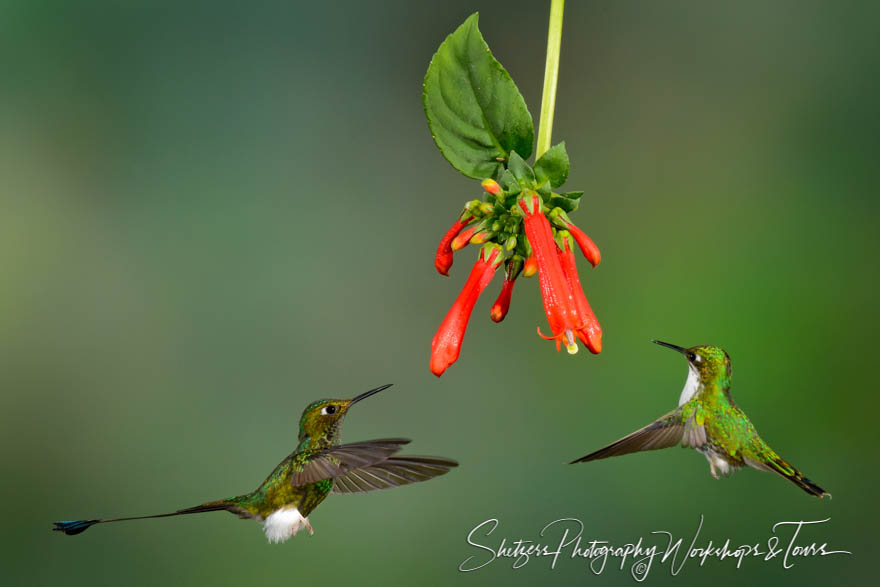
[
  {"left": 571, "top": 341, "right": 829, "bottom": 498},
  {"left": 53, "top": 384, "right": 458, "bottom": 542}
]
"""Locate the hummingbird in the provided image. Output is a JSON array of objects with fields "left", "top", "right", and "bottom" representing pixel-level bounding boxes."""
[
  {"left": 53, "top": 384, "right": 458, "bottom": 543},
  {"left": 571, "top": 341, "right": 829, "bottom": 498}
]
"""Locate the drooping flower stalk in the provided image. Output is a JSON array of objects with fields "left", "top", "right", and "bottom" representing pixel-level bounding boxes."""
[
  {"left": 424, "top": 7, "right": 604, "bottom": 376},
  {"left": 430, "top": 245, "right": 504, "bottom": 377}
]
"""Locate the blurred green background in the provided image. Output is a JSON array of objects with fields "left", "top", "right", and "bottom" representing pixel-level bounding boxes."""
[{"left": 1, "top": 0, "right": 877, "bottom": 585}]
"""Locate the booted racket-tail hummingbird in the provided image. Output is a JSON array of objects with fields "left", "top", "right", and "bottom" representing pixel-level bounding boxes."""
[{"left": 53, "top": 384, "right": 458, "bottom": 542}]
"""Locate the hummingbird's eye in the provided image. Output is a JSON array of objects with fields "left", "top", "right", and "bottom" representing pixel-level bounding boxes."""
[
  {"left": 322, "top": 405, "right": 337, "bottom": 415},
  {"left": 687, "top": 352, "right": 697, "bottom": 362}
]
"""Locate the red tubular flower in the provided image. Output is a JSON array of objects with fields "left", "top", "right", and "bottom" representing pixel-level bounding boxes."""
[
  {"left": 566, "top": 223, "right": 601, "bottom": 267},
  {"left": 481, "top": 178, "right": 502, "bottom": 196},
  {"left": 557, "top": 232, "right": 602, "bottom": 354},
  {"left": 469, "top": 230, "right": 495, "bottom": 245},
  {"left": 430, "top": 245, "right": 503, "bottom": 377},
  {"left": 451, "top": 224, "right": 481, "bottom": 251},
  {"left": 523, "top": 255, "right": 538, "bottom": 277},
  {"left": 490, "top": 279, "right": 514, "bottom": 322},
  {"left": 550, "top": 209, "right": 601, "bottom": 267},
  {"left": 435, "top": 217, "right": 470, "bottom": 276},
  {"left": 518, "top": 193, "right": 581, "bottom": 354},
  {"left": 490, "top": 257, "right": 522, "bottom": 323}
]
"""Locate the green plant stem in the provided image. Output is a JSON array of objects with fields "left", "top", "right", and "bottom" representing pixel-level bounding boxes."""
[{"left": 536, "top": 0, "right": 564, "bottom": 160}]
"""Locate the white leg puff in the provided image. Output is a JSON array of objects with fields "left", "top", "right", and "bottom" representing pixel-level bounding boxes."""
[
  {"left": 262, "top": 507, "right": 313, "bottom": 544},
  {"left": 704, "top": 452, "right": 731, "bottom": 480}
]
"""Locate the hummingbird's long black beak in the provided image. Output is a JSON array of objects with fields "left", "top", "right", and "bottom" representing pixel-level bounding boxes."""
[
  {"left": 652, "top": 340, "right": 687, "bottom": 354},
  {"left": 350, "top": 383, "right": 393, "bottom": 405}
]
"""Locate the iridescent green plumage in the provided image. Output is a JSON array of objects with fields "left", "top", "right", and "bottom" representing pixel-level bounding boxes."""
[
  {"left": 223, "top": 397, "right": 354, "bottom": 521},
  {"left": 572, "top": 341, "right": 829, "bottom": 498},
  {"left": 53, "top": 384, "right": 459, "bottom": 540}
]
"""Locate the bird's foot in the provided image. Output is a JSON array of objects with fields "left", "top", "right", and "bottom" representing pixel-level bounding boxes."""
[
  {"left": 304, "top": 517, "right": 314, "bottom": 536},
  {"left": 710, "top": 463, "right": 720, "bottom": 480}
]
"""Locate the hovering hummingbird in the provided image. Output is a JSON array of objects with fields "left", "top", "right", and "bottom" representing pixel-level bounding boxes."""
[
  {"left": 53, "top": 384, "right": 458, "bottom": 543},
  {"left": 571, "top": 341, "right": 829, "bottom": 498}
]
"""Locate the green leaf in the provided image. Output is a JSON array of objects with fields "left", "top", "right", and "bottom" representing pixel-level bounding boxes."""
[
  {"left": 423, "top": 13, "right": 534, "bottom": 179},
  {"left": 507, "top": 151, "right": 536, "bottom": 186},
  {"left": 499, "top": 169, "right": 522, "bottom": 196},
  {"left": 562, "top": 191, "right": 583, "bottom": 200},
  {"left": 548, "top": 193, "right": 580, "bottom": 213},
  {"left": 534, "top": 142, "right": 569, "bottom": 188}
]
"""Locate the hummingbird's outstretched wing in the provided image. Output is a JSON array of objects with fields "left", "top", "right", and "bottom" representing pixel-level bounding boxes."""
[
  {"left": 331, "top": 456, "right": 458, "bottom": 494},
  {"left": 570, "top": 409, "right": 705, "bottom": 464},
  {"left": 289, "top": 439, "right": 411, "bottom": 486}
]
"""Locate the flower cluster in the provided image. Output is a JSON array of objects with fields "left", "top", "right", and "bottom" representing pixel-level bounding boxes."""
[{"left": 430, "top": 172, "right": 602, "bottom": 377}]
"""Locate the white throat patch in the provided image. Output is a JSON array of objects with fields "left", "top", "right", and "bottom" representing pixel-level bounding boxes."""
[
  {"left": 262, "top": 507, "right": 313, "bottom": 543},
  {"left": 679, "top": 364, "right": 701, "bottom": 405}
]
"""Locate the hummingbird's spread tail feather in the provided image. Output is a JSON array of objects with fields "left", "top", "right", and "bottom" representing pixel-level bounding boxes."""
[
  {"left": 761, "top": 456, "right": 830, "bottom": 498},
  {"left": 52, "top": 499, "right": 238, "bottom": 536},
  {"left": 52, "top": 520, "right": 101, "bottom": 535}
]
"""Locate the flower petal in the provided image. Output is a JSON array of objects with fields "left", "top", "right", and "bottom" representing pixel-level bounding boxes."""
[{"left": 430, "top": 245, "right": 503, "bottom": 376}]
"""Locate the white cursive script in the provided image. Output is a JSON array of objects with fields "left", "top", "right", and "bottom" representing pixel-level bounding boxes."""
[{"left": 459, "top": 516, "right": 851, "bottom": 580}]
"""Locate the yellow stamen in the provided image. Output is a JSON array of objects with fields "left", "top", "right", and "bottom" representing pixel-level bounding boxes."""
[{"left": 564, "top": 330, "right": 579, "bottom": 354}]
